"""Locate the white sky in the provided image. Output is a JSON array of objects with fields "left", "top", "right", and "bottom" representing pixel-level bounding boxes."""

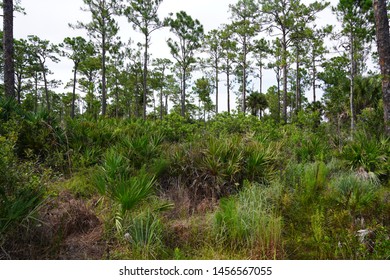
[{"left": 12, "top": 0, "right": 340, "bottom": 113}]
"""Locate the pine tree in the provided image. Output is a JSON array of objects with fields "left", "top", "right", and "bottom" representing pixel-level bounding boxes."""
[
  {"left": 73, "top": 0, "right": 121, "bottom": 116},
  {"left": 165, "top": 11, "right": 204, "bottom": 117},
  {"left": 373, "top": 0, "right": 390, "bottom": 135},
  {"left": 123, "top": 0, "right": 163, "bottom": 120},
  {"left": 2, "top": 0, "right": 15, "bottom": 99}
]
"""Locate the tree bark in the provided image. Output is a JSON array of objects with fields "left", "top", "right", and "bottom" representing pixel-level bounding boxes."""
[
  {"left": 349, "top": 32, "right": 355, "bottom": 137},
  {"left": 277, "top": 67, "right": 281, "bottom": 123},
  {"left": 182, "top": 68, "right": 186, "bottom": 117},
  {"left": 71, "top": 64, "right": 78, "bottom": 118},
  {"left": 226, "top": 55, "right": 231, "bottom": 115},
  {"left": 259, "top": 64, "right": 263, "bottom": 95},
  {"left": 3, "top": 0, "right": 15, "bottom": 99},
  {"left": 101, "top": 36, "right": 107, "bottom": 116},
  {"left": 242, "top": 37, "right": 247, "bottom": 114},
  {"left": 215, "top": 57, "right": 219, "bottom": 114},
  {"left": 312, "top": 48, "right": 317, "bottom": 102},
  {"left": 143, "top": 34, "right": 149, "bottom": 121},
  {"left": 16, "top": 72, "right": 22, "bottom": 104},
  {"left": 295, "top": 50, "right": 300, "bottom": 113},
  {"left": 40, "top": 60, "right": 51, "bottom": 113},
  {"left": 373, "top": 0, "right": 390, "bottom": 136},
  {"left": 282, "top": 30, "right": 288, "bottom": 124}
]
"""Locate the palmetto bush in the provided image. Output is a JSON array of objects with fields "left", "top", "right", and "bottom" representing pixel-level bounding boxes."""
[
  {"left": 243, "top": 134, "right": 279, "bottom": 183},
  {"left": 121, "top": 132, "right": 165, "bottom": 170},
  {"left": 93, "top": 149, "right": 155, "bottom": 214},
  {"left": 341, "top": 132, "right": 389, "bottom": 178},
  {"left": 164, "top": 132, "right": 278, "bottom": 204},
  {"left": 67, "top": 118, "right": 117, "bottom": 168},
  {"left": 329, "top": 173, "right": 379, "bottom": 215}
]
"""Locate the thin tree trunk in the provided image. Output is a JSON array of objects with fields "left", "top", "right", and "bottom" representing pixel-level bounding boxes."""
[
  {"left": 143, "top": 35, "right": 149, "bottom": 120},
  {"left": 182, "top": 68, "right": 186, "bottom": 117},
  {"left": 277, "top": 67, "right": 281, "bottom": 123},
  {"left": 16, "top": 73, "right": 22, "bottom": 104},
  {"left": 160, "top": 87, "right": 163, "bottom": 120},
  {"left": 295, "top": 49, "right": 301, "bottom": 113},
  {"left": 165, "top": 94, "right": 168, "bottom": 115},
  {"left": 41, "top": 63, "right": 51, "bottom": 113},
  {"left": 282, "top": 31, "right": 288, "bottom": 123},
  {"left": 215, "top": 58, "right": 219, "bottom": 114},
  {"left": 71, "top": 64, "right": 78, "bottom": 118},
  {"left": 227, "top": 63, "right": 231, "bottom": 115},
  {"left": 259, "top": 64, "right": 263, "bottom": 94},
  {"left": 350, "top": 32, "right": 355, "bottom": 137},
  {"left": 115, "top": 81, "right": 119, "bottom": 118},
  {"left": 373, "top": 0, "right": 390, "bottom": 136},
  {"left": 242, "top": 38, "right": 247, "bottom": 114},
  {"left": 135, "top": 72, "right": 140, "bottom": 118},
  {"left": 312, "top": 48, "right": 317, "bottom": 102},
  {"left": 34, "top": 72, "right": 38, "bottom": 113},
  {"left": 101, "top": 34, "right": 107, "bottom": 116},
  {"left": 3, "top": 0, "right": 15, "bottom": 99}
]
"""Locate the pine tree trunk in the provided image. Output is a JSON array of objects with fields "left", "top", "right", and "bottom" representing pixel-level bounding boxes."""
[
  {"left": 349, "top": 32, "right": 355, "bottom": 137},
  {"left": 227, "top": 64, "right": 231, "bottom": 115},
  {"left": 312, "top": 49, "right": 317, "bottom": 102},
  {"left": 373, "top": 0, "right": 390, "bottom": 136},
  {"left": 259, "top": 64, "right": 263, "bottom": 94},
  {"left": 102, "top": 39, "right": 107, "bottom": 116},
  {"left": 295, "top": 50, "right": 300, "bottom": 114},
  {"left": 277, "top": 67, "right": 281, "bottom": 123},
  {"left": 3, "top": 0, "right": 15, "bottom": 99},
  {"left": 16, "top": 73, "right": 22, "bottom": 104},
  {"left": 242, "top": 38, "right": 247, "bottom": 114},
  {"left": 282, "top": 30, "right": 288, "bottom": 124},
  {"left": 160, "top": 87, "right": 163, "bottom": 120},
  {"left": 41, "top": 62, "right": 51, "bottom": 113},
  {"left": 71, "top": 64, "right": 78, "bottom": 118},
  {"left": 143, "top": 35, "right": 149, "bottom": 121},
  {"left": 182, "top": 68, "right": 186, "bottom": 117},
  {"left": 215, "top": 58, "right": 219, "bottom": 114}
]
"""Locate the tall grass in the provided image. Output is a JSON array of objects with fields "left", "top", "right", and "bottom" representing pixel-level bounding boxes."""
[
  {"left": 126, "top": 211, "right": 164, "bottom": 259},
  {"left": 214, "top": 181, "right": 283, "bottom": 259}
]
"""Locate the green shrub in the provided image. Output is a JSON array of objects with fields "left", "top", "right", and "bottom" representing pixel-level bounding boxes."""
[
  {"left": 158, "top": 113, "right": 196, "bottom": 142},
  {"left": 93, "top": 149, "right": 156, "bottom": 214},
  {"left": 0, "top": 119, "right": 45, "bottom": 247},
  {"left": 329, "top": 173, "right": 379, "bottom": 215},
  {"left": 341, "top": 132, "right": 389, "bottom": 177}
]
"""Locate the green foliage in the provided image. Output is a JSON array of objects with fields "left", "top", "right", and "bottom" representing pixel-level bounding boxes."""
[
  {"left": 2, "top": 101, "right": 389, "bottom": 260},
  {"left": 126, "top": 211, "right": 164, "bottom": 259},
  {"left": 330, "top": 173, "right": 379, "bottom": 215},
  {"left": 93, "top": 149, "right": 156, "bottom": 214},
  {"left": 341, "top": 131, "right": 389, "bottom": 177},
  {"left": 164, "top": 132, "right": 278, "bottom": 204},
  {"left": 286, "top": 126, "right": 330, "bottom": 163},
  {"left": 282, "top": 158, "right": 388, "bottom": 259},
  {"left": 0, "top": 117, "right": 45, "bottom": 244},
  {"left": 157, "top": 113, "right": 196, "bottom": 142},
  {"left": 214, "top": 181, "right": 283, "bottom": 258}
]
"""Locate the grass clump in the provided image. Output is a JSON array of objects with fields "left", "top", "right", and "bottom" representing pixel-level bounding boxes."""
[{"left": 214, "top": 181, "right": 283, "bottom": 259}]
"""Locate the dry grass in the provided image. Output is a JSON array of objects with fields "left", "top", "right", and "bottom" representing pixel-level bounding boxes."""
[{"left": 2, "top": 190, "right": 106, "bottom": 259}]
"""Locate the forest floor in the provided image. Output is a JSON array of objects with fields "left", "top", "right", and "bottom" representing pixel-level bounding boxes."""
[{"left": 4, "top": 190, "right": 107, "bottom": 260}]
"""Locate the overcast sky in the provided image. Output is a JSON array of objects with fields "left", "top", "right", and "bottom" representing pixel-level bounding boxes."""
[{"left": 12, "top": 0, "right": 339, "bottom": 112}]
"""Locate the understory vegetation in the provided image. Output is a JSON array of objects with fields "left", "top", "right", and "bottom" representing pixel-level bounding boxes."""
[{"left": 1, "top": 99, "right": 389, "bottom": 260}]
